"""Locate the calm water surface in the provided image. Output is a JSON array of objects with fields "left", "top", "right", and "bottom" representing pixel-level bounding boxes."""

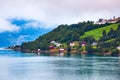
[{"left": 0, "top": 49, "right": 120, "bottom": 80}]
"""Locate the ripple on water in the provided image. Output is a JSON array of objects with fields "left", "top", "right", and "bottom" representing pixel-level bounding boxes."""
[{"left": 0, "top": 50, "right": 120, "bottom": 80}]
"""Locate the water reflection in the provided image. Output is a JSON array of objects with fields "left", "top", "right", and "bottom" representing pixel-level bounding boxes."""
[
  {"left": 38, "top": 52, "right": 87, "bottom": 58},
  {"left": 37, "top": 52, "right": 41, "bottom": 56},
  {"left": 81, "top": 54, "right": 86, "bottom": 58},
  {"left": 9, "top": 62, "right": 28, "bottom": 78},
  {"left": 0, "top": 50, "right": 120, "bottom": 80}
]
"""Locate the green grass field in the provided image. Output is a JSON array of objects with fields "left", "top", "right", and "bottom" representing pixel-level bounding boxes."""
[{"left": 81, "top": 23, "right": 119, "bottom": 40}]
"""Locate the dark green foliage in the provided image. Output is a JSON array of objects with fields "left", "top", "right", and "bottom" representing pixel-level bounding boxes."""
[
  {"left": 117, "top": 24, "right": 120, "bottom": 30},
  {"left": 99, "top": 30, "right": 108, "bottom": 41},
  {"left": 108, "top": 28, "right": 114, "bottom": 36},
  {"left": 111, "top": 49, "right": 119, "bottom": 56},
  {"left": 99, "top": 40, "right": 119, "bottom": 49},
  {"left": 101, "top": 48, "right": 109, "bottom": 53},
  {"left": 67, "top": 47, "right": 71, "bottom": 53},
  {"left": 100, "top": 24, "right": 120, "bottom": 42},
  {"left": 81, "top": 36, "right": 96, "bottom": 43},
  {"left": 85, "top": 44, "right": 94, "bottom": 53},
  {"left": 63, "top": 31, "right": 79, "bottom": 42},
  {"left": 102, "top": 30, "right": 107, "bottom": 37}
]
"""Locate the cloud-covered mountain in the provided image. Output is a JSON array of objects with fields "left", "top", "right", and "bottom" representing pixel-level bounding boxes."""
[{"left": 0, "top": 18, "right": 53, "bottom": 47}]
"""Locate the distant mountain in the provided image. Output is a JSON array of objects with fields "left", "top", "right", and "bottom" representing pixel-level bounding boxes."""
[
  {"left": 0, "top": 18, "right": 53, "bottom": 47},
  {"left": 0, "top": 27, "right": 51, "bottom": 47}
]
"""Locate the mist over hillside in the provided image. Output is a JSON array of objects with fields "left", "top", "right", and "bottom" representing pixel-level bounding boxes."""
[{"left": 0, "top": 28, "right": 51, "bottom": 47}]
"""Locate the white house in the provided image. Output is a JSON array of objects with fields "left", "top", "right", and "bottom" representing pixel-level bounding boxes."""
[
  {"left": 95, "top": 16, "right": 119, "bottom": 25},
  {"left": 50, "top": 41, "right": 56, "bottom": 44},
  {"left": 92, "top": 42, "right": 97, "bottom": 46},
  {"left": 117, "top": 46, "right": 120, "bottom": 50},
  {"left": 70, "top": 42, "right": 75, "bottom": 47},
  {"left": 50, "top": 41, "right": 62, "bottom": 47},
  {"left": 56, "top": 43, "right": 62, "bottom": 47},
  {"left": 95, "top": 19, "right": 107, "bottom": 24},
  {"left": 37, "top": 49, "right": 41, "bottom": 52}
]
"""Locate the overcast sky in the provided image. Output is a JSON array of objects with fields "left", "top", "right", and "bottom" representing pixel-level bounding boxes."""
[{"left": 0, "top": 0, "right": 120, "bottom": 32}]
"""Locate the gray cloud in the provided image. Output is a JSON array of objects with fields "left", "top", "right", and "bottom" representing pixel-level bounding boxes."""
[{"left": 0, "top": 0, "right": 120, "bottom": 27}]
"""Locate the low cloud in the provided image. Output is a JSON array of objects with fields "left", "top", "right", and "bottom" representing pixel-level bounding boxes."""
[
  {"left": 0, "top": 0, "right": 120, "bottom": 27},
  {"left": 24, "top": 20, "right": 56, "bottom": 29},
  {"left": 0, "top": 18, "right": 19, "bottom": 33},
  {"left": 14, "top": 35, "right": 30, "bottom": 45},
  {"left": 9, "top": 18, "right": 56, "bottom": 29}
]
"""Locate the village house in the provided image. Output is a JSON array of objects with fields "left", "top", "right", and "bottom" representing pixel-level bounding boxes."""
[
  {"left": 92, "top": 42, "right": 98, "bottom": 48},
  {"left": 116, "top": 17, "right": 120, "bottom": 22},
  {"left": 95, "top": 19, "right": 108, "bottom": 24},
  {"left": 59, "top": 48, "right": 65, "bottom": 53},
  {"left": 117, "top": 46, "right": 120, "bottom": 50},
  {"left": 50, "top": 41, "right": 66, "bottom": 53},
  {"left": 95, "top": 16, "right": 120, "bottom": 24},
  {"left": 50, "top": 41, "right": 62, "bottom": 48},
  {"left": 108, "top": 19, "right": 117, "bottom": 23},
  {"left": 81, "top": 41, "right": 86, "bottom": 46},
  {"left": 55, "top": 43, "right": 62, "bottom": 47},
  {"left": 49, "top": 45, "right": 55, "bottom": 49},
  {"left": 70, "top": 42, "right": 75, "bottom": 47},
  {"left": 117, "top": 46, "right": 120, "bottom": 54},
  {"left": 37, "top": 49, "right": 41, "bottom": 52},
  {"left": 92, "top": 42, "right": 97, "bottom": 46},
  {"left": 50, "top": 41, "right": 56, "bottom": 44}
]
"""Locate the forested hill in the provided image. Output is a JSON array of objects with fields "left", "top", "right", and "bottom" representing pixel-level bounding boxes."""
[{"left": 21, "top": 20, "right": 120, "bottom": 53}]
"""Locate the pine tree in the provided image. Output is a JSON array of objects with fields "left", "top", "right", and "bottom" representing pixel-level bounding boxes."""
[{"left": 102, "top": 30, "right": 107, "bottom": 37}]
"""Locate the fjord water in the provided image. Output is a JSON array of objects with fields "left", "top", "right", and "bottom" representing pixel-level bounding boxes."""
[{"left": 0, "top": 49, "right": 120, "bottom": 80}]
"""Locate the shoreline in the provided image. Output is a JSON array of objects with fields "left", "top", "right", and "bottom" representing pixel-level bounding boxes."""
[
  {"left": 19, "top": 49, "right": 114, "bottom": 56},
  {"left": 6, "top": 46, "right": 120, "bottom": 57}
]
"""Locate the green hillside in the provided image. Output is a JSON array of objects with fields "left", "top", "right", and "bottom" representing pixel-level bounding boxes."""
[
  {"left": 81, "top": 23, "right": 119, "bottom": 40},
  {"left": 21, "top": 21, "right": 111, "bottom": 50},
  {"left": 21, "top": 20, "right": 120, "bottom": 52}
]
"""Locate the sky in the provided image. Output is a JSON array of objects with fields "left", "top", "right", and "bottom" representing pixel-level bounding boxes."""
[{"left": 0, "top": 0, "right": 120, "bottom": 33}]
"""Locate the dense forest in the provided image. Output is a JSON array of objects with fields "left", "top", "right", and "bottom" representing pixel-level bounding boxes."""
[{"left": 21, "top": 20, "right": 120, "bottom": 56}]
